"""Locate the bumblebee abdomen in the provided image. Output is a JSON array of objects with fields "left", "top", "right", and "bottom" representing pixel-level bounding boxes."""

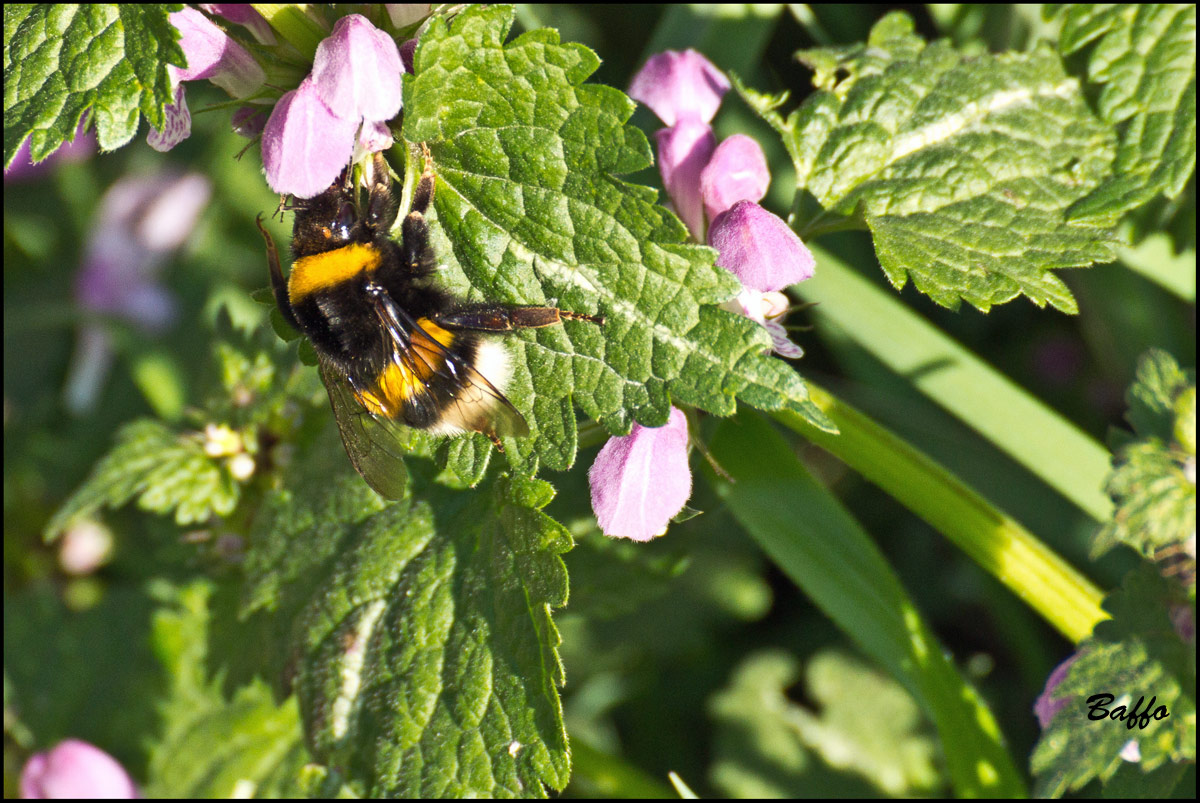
[{"left": 355, "top": 318, "right": 465, "bottom": 423}]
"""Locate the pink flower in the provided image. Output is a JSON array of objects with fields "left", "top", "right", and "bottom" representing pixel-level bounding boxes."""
[
  {"left": 708, "top": 200, "right": 814, "bottom": 357},
  {"left": 150, "top": 8, "right": 266, "bottom": 151},
  {"left": 66, "top": 171, "right": 211, "bottom": 413},
  {"left": 630, "top": 49, "right": 731, "bottom": 241},
  {"left": 20, "top": 740, "right": 137, "bottom": 798},
  {"left": 634, "top": 49, "right": 815, "bottom": 360},
  {"left": 708, "top": 200, "right": 815, "bottom": 292},
  {"left": 262, "top": 15, "right": 404, "bottom": 197},
  {"left": 589, "top": 407, "right": 692, "bottom": 541},
  {"left": 75, "top": 173, "right": 211, "bottom": 329},
  {"left": 628, "top": 49, "right": 729, "bottom": 127}
]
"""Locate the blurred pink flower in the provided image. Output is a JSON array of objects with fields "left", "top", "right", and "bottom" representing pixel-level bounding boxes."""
[
  {"left": 20, "top": 739, "right": 137, "bottom": 799},
  {"left": 5, "top": 121, "right": 95, "bottom": 181},
  {"left": 66, "top": 171, "right": 211, "bottom": 413}
]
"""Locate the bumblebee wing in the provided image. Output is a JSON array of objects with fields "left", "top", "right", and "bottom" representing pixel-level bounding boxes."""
[
  {"left": 319, "top": 357, "right": 409, "bottom": 499},
  {"left": 372, "top": 292, "right": 529, "bottom": 440}
]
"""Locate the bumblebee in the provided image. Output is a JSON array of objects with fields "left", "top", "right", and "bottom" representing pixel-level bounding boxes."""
[{"left": 257, "top": 150, "right": 603, "bottom": 498}]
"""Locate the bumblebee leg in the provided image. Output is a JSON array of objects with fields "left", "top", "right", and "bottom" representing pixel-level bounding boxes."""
[
  {"left": 364, "top": 152, "right": 398, "bottom": 234},
  {"left": 255, "top": 214, "right": 301, "bottom": 331},
  {"left": 399, "top": 146, "right": 438, "bottom": 274},
  {"left": 434, "top": 305, "right": 605, "bottom": 332},
  {"left": 413, "top": 143, "right": 435, "bottom": 216}
]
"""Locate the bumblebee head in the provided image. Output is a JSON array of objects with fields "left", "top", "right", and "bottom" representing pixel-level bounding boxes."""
[{"left": 290, "top": 155, "right": 398, "bottom": 259}]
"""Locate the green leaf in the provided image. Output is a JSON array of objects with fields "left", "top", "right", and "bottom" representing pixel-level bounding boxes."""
[
  {"left": 402, "top": 5, "right": 830, "bottom": 480},
  {"left": 3, "top": 4, "right": 184, "bottom": 166},
  {"left": 709, "top": 650, "right": 939, "bottom": 797},
  {"left": 1031, "top": 565, "right": 1195, "bottom": 797},
  {"left": 1049, "top": 5, "right": 1197, "bottom": 222},
  {"left": 739, "top": 11, "right": 1120, "bottom": 312},
  {"left": 43, "top": 419, "right": 240, "bottom": 539},
  {"left": 243, "top": 462, "right": 573, "bottom": 797},
  {"left": 1093, "top": 349, "right": 1196, "bottom": 559},
  {"left": 144, "top": 581, "right": 312, "bottom": 798}
]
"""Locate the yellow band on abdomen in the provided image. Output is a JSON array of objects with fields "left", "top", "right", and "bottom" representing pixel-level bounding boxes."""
[{"left": 356, "top": 318, "right": 457, "bottom": 418}]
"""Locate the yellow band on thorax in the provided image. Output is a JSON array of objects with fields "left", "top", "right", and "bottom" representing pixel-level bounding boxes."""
[{"left": 288, "top": 243, "right": 382, "bottom": 302}]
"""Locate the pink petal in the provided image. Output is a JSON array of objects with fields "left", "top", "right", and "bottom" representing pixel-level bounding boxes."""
[
  {"left": 656, "top": 120, "right": 716, "bottom": 241},
  {"left": 1033, "top": 654, "right": 1078, "bottom": 729},
  {"left": 763, "top": 318, "right": 804, "bottom": 358},
  {"left": 699, "top": 134, "right": 769, "bottom": 224},
  {"left": 708, "top": 200, "right": 815, "bottom": 292},
  {"left": 589, "top": 407, "right": 692, "bottom": 541},
  {"left": 262, "top": 78, "right": 357, "bottom": 198},
  {"left": 20, "top": 740, "right": 137, "bottom": 799},
  {"left": 146, "top": 85, "right": 191, "bottom": 153},
  {"left": 628, "top": 49, "right": 730, "bottom": 127},
  {"left": 356, "top": 120, "right": 395, "bottom": 155},
  {"left": 75, "top": 171, "right": 209, "bottom": 332},
  {"left": 312, "top": 14, "right": 403, "bottom": 123}
]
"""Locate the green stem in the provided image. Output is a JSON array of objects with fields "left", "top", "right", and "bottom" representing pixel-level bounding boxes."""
[{"left": 777, "top": 383, "right": 1108, "bottom": 644}]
